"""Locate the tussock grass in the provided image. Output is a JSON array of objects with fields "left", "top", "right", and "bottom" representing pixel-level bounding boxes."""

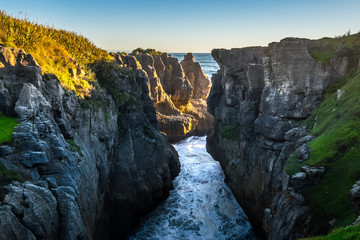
[{"left": 0, "top": 10, "right": 111, "bottom": 98}]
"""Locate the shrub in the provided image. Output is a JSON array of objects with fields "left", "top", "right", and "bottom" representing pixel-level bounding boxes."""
[
  {"left": 131, "top": 48, "right": 162, "bottom": 56},
  {"left": 220, "top": 124, "right": 243, "bottom": 144}
]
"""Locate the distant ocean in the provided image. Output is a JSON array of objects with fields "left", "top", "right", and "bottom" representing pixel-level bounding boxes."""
[{"left": 171, "top": 53, "right": 219, "bottom": 79}]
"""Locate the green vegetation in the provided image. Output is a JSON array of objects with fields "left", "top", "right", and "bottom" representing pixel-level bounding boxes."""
[
  {"left": 90, "top": 60, "right": 137, "bottom": 108},
  {"left": 302, "top": 224, "right": 360, "bottom": 240},
  {"left": 90, "top": 60, "right": 135, "bottom": 86},
  {"left": 308, "top": 32, "right": 360, "bottom": 68},
  {"left": 0, "top": 162, "right": 23, "bottom": 201},
  {"left": 0, "top": 113, "right": 18, "bottom": 144},
  {"left": 0, "top": 11, "right": 111, "bottom": 98},
  {"left": 220, "top": 124, "right": 243, "bottom": 144},
  {"left": 131, "top": 48, "right": 162, "bottom": 56},
  {"left": 295, "top": 70, "right": 360, "bottom": 233},
  {"left": 143, "top": 125, "right": 155, "bottom": 139},
  {"left": 284, "top": 152, "right": 302, "bottom": 175},
  {"left": 66, "top": 138, "right": 83, "bottom": 157}
]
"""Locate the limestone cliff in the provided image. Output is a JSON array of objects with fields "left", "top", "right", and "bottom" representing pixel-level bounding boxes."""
[
  {"left": 0, "top": 46, "right": 180, "bottom": 240},
  {"left": 112, "top": 52, "right": 213, "bottom": 142},
  {"left": 207, "top": 37, "right": 353, "bottom": 239}
]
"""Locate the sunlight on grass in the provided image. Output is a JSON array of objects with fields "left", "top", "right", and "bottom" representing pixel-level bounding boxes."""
[{"left": 0, "top": 11, "right": 111, "bottom": 98}]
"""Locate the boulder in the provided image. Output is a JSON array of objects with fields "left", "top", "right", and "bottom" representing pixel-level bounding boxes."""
[
  {"left": 350, "top": 181, "right": 360, "bottom": 215},
  {"left": 291, "top": 172, "right": 312, "bottom": 191},
  {"left": 14, "top": 83, "right": 51, "bottom": 119},
  {"left": 301, "top": 165, "right": 326, "bottom": 184}
]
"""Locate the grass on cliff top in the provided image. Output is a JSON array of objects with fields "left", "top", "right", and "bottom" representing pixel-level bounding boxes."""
[
  {"left": 0, "top": 113, "right": 18, "bottom": 144},
  {"left": 299, "top": 70, "right": 360, "bottom": 234},
  {"left": 308, "top": 32, "right": 360, "bottom": 68},
  {"left": 302, "top": 224, "right": 360, "bottom": 240},
  {"left": 131, "top": 47, "right": 162, "bottom": 56},
  {"left": 0, "top": 10, "right": 111, "bottom": 98}
]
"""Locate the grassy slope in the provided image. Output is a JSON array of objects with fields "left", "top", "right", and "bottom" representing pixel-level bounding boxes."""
[
  {"left": 285, "top": 33, "right": 360, "bottom": 238},
  {"left": 0, "top": 10, "right": 111, "bottom": 98},
  {"left": 302, "top": 224, "right": 360, "bottom": 240},
  {"left": 0, "top": 113, "right": 18, "bottom": 144},
  {"left": 300, "top": 69, "right": 360, "bottom": 235}
]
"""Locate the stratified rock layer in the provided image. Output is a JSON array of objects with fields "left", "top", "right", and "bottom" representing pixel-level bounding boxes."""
[
  {"left": 207, "top": 38, "right": 349, "bottom": 239},
  {"left": 114, "top": 52, "right": 213, "bottom": 142},
  {"left": 0, "top": 46, "right": 180, "bottom": 240}
]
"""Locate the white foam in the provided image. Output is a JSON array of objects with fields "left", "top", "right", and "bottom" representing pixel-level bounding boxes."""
[{"left": 129, "top": 136, "right": 256, "bottom": 240}]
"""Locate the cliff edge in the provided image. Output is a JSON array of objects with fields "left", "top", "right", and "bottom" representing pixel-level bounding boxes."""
[
  {"left": 207, "top": 35, "right": 360, "bottom": 239},
  {"left": 0, "top": 46, "right": 180, "bottom": 240}
]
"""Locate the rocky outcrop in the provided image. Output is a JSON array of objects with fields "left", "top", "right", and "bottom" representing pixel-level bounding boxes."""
[
  {"left": 0, "top": 46, "right": 180, "bottom": 240},
  {"left": 207, "top": 38, "right": 349, "bottom": 239},
  {"left": 114, "top": 52, "right": 213, "bottom": 142}
]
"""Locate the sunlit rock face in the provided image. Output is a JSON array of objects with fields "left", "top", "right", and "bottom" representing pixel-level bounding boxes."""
[
  {"left": 207, "top": 38, "right": 349, "bottom": 239},
  {"left": 0, "top": 46, "right": 180, "bottom": 240},
  {"left": 115, "top": 52, "right": 213, "bottom": 142}
]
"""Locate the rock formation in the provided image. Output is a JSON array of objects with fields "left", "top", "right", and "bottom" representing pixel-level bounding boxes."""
[
  {"left": 207, "top": 38, "right": 350, "bottom": 239},
  {"left": 0, "top": 46, "right": 180, "bottom": 240},
  {"left": 112, "top": 52, "right": 213, "bottom": 142}
]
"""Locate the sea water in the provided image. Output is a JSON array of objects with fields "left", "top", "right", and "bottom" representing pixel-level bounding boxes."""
[
  {"left": 171, "top": 53, "right": 219, "bottom": 79},
  {"left": 129, "top": 137, "right": 256, "bottom": 240}
]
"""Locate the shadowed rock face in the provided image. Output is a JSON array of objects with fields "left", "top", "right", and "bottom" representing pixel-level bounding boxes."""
[
  {"left": 0, "top": 46, "right": 180, "bottom": 240},
  {"left": 117, "top": 52, "right": 213, "bottom": 142},
  {"left": 207, "top": 38, "right": 349, "bottom": 239}
]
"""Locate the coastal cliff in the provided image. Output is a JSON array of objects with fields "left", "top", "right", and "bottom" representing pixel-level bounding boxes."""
[
  {"left": 207, "top": 36, "right": 360, "bottom": 239},
  {"left": 112, "top": 51, "right": 213, "bottom": 142},
  {"left": 0, "top": 46, "right": 180, "bottom": 240}
]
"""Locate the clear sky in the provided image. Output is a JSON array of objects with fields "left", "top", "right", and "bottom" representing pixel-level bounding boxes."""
[{"left": 1, "top": 0, "right": 360, "bottom": 52}]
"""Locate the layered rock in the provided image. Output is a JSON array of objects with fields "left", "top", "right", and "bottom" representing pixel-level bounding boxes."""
[
  {"left": 207, "top": 38, "right": 349, "bottom": 239},
  {"left": 113, "top": 52, "right": 213, "bottom": 142},
  {"left": 0, "top": 46, "right": 180, "bottom": 240}
]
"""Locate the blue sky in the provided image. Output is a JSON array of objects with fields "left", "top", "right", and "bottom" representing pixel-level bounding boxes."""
[{"left": 1, "top": 0, "right": 360, "bottom": 52}]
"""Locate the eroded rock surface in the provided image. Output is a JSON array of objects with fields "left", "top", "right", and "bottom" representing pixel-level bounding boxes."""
[
  {"left": 113, "top": 52, "right": 213, "bottom": 142},
  {"left": 207, "top": 38, "right": 349, "bottom": 239},
  {"left": 0, "top": 46, "right": 180, "bottom": 240}
]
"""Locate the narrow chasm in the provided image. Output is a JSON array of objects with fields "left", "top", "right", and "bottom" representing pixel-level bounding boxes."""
[{"left": 129, "top": 136, "right": 256, "bottom": 240}]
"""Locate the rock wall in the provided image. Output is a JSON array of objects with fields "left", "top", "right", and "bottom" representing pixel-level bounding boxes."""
[
  {"left": 0, "top": 47, "right": 180, "bottom": 240},
  {"left": 112, "top": 52, "right": 213, "bottom": 142},
  {"left": 207, "top": 38, "right": 349, "bottom": 239}
]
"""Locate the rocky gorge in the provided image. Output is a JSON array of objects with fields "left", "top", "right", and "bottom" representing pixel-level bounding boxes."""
[
  {"left": 207, "top": 36, "right": 360, "bottom": 239},
  {"left": 0, "top": 46, "right": 182, "bottom": 239},
  {"left": 111, "top": 51, "right": 213, "bottom": 142}
]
